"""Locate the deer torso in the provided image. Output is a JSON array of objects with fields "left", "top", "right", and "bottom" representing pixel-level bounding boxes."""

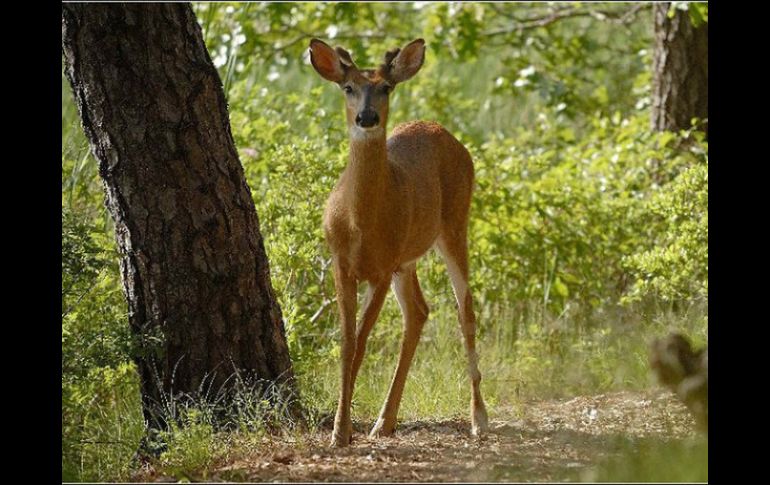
[{"left": 323, "top": 121, "right": 473, "bottom": 282}]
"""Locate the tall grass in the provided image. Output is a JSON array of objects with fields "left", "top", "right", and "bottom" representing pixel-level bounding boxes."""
[
  {"left": 61, "top": 292, "right": 705, "bottom": 481},
  {"left": 61, "top": 372, "right": 144, "bottom": 482},
  {"left": 297, "top": 299, "right": 707, "bottom": 425}
]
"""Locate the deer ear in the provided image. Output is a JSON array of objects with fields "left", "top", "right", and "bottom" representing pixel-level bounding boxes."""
[
  {"left": 387, "top": 38, "right": 425, "bottom": 83},
  {"left": 335, "top": 47, "right": 358, "bottom": 70},
  {"left": 309, "top": 39, "right": 346, "bottom": 83}
]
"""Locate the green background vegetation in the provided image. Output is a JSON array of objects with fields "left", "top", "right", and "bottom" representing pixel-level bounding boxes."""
[{"left": 62, "top": 2, "right": 707, "bottom": 481}]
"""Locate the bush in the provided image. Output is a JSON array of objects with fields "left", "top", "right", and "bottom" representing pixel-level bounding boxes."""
[
  {"left": 227, "top": 85, "right": 708, "bottom": 360},
  {"left": 623, "top": 132, "right": 708, "bottom": 303},
  {"left": 62, "top": 208, "right": 142, "bottom": 481}
]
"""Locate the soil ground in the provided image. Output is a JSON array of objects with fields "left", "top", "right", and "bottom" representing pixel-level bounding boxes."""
[{"left": 138, "top": 389, "right": 701, "bottom": 482}]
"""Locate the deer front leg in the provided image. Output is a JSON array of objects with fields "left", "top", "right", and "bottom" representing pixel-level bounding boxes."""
[
  {"left": 331, "top": 260, "right": 358, "bottom": 447},
  {"left": 350, "top": 279, "right": 390, "bottom": 391}
]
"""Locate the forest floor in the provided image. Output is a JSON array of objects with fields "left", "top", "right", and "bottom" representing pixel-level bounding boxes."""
[{"left": 135, "top": 389, "right": 703, "bottom": 482}]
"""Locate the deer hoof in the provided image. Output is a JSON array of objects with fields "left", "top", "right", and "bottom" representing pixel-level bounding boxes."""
[
  {"left": 369, "top": 418, "right": 395, "bottom": 438},
  {"left": 471, "top": 408, "right": 489, "bottom": 437},
  {"left": 330, "top": 427, "right": 352, "bottom": 447}
]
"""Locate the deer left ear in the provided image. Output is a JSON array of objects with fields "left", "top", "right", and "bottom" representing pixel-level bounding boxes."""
[{"left": 386, "top": 38, "right": 425, "bottom": 84}]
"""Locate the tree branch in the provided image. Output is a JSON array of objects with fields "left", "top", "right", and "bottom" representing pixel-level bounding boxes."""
[
  {"left": 483, "top": 3, "right": 652, "bottom": 37},
  {"left": 309, "top": 298, "right": 335, "bottom": 326}
]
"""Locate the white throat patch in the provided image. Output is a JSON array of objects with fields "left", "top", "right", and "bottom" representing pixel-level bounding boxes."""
[{"left": 349, "top": 125, "right": 385, "bottom": 141}]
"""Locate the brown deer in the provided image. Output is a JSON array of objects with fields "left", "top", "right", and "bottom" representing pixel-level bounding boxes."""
[{"left": 308, "top": 37, "right": 488, "bottom": 447}]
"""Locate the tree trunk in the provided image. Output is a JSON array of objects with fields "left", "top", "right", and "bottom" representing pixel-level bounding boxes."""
[
  {"left": 61, "top": 3, "right": 296, "bottom": 428},
  {"left": 651, "top": 3, "right": 708, "bottom": 138}
]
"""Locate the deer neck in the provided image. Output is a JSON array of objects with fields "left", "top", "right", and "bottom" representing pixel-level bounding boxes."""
[{"left": 342, "top": 132, "right": 389, "bottom": 230}]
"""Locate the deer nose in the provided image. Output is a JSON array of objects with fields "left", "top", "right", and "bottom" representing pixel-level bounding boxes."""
[{"left": 355, "top": 110, "right": 379, "bottom": 128}]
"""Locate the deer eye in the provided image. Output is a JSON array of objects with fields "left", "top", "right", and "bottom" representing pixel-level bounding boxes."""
[{"left": 343, "top": 85, "right": 354, "bottom": 94}]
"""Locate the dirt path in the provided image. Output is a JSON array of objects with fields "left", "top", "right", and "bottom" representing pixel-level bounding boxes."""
[{"left": 142, "top": 390, "right": 700, "bottom": 482}]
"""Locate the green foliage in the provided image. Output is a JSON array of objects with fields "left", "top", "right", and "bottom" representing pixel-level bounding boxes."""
[
  {"left": 62, "top": 210, "right": 129, "bottom": 372},
  {"left": 466, "top": 114, "right": 707, "bottom": 321},
  {"left": 61, "top": 363, "right": 144, "bottom": 482},
  {"left": 230, "top": 83, "right": 347, "bottom": 365},
  {"left": 61, "top": 3, "right": 708, "bottom": 480},
  {"left": 62, "top": 208, "right": 141, "bottom": 482},
  {"left": 669, "top": 2, "right": 709, "bottom": 28},
  {"left": 157, "top": 409, "right": 226, "bottom": 481},
  {"left": 624, "top": 136, "right": 708, "bottom": 303},
  {"left": 584, "top": 436, "right": 708, "bottom": 482},
  {"left": 62, "top": 208, "right": 104, "bottom": 310},
  {"left": 687, "top": 3, "right": 709, "bottom": 28},
  {"left": 194, "top": 2, "right": 654, "bottom": 130},
  {"left": 62, "top": 106, "right": 138, "bottom": 480}
]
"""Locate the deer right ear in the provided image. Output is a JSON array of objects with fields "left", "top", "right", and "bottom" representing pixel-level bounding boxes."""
[{"left": 309, "top": 39, "right": 346, "bottom": 83}]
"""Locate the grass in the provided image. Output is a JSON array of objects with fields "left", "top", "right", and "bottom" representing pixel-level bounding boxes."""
[
  {"left": 583, "top": 436, "right": 708, "bottom": 482},
  {"left": 297, "top": 299, "right": 707, "bottom": 424},
  {"left": 62, "top": 301, "right": 706, "bottom": 482},
  {"left": 157, "top": 410, "right": 226, "bottom": 482},
  {"left": 61, "top": 382, "right": 145, "bottom": 482}
]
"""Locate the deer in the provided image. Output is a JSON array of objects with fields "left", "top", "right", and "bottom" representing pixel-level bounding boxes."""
[{"left": 308, "top": 37, "right": 489, "bottom": 447}]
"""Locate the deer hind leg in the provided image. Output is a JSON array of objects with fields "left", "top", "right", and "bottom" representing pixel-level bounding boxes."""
[
  {"left": 370, "top": 265, "right": 429, "bottom": 437},
  {"left": 350, "top": 279, "right": 390, "bottom": 392},
  {"left": 437, "top": 233, "right": 489, "bottom": 436}
]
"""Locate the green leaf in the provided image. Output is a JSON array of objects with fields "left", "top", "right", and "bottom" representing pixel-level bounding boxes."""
[
  {"left": 688, "top": 3, "right": 708, "bottom": 27},
  {"left": 552, "top": 277, "right": 569, "bottom": 299}
]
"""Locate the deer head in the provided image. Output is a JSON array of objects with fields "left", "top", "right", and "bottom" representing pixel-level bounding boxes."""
[{"left": 308, "top": 38, "right": 426, "bottom": 138}]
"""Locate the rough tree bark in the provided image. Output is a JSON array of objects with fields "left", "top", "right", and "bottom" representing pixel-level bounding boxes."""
[
  {"left": 651, "top": 3, "right": 708, "bottom": 138},
  {"left": 61, "top": 3, "right": 296, "bottom": 428}
]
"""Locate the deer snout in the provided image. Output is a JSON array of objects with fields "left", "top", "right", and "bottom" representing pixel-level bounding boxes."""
[{"left": 355, "top": 109, "right": 380, "bottom": 128}]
